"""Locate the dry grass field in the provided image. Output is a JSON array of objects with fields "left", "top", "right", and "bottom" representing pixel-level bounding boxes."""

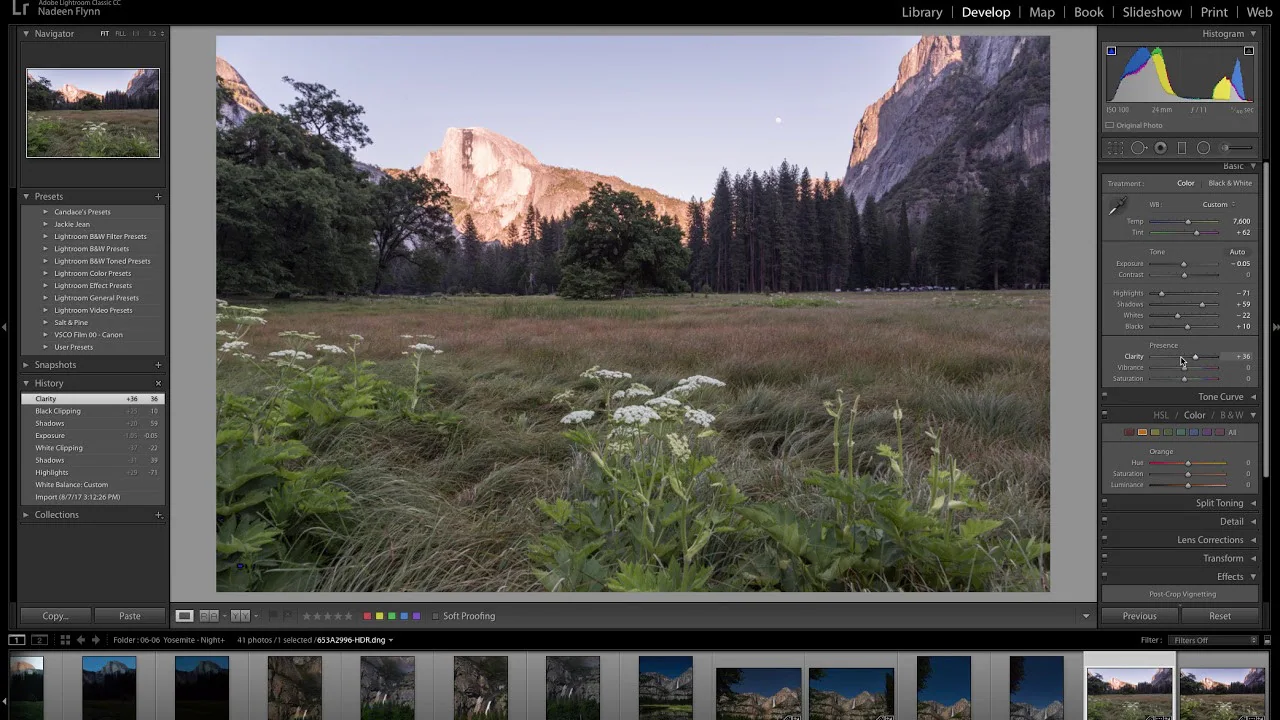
[
  {"left": 216, "top": 290, "right": 1050, "bottom": 592},
  {"left": 26, "top": 109, "right": 159, "bottom": 157}
]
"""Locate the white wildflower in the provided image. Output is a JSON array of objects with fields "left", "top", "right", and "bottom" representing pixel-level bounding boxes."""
[
  {"left": 215, "top": 313, "right": 227, "bottom": 322},
  {"left": 612, "top": 383, "right": 654, "bottom": 400},
  {"left": 232, "top": 352, "right": 255, "bottom": 360},
  {"left": 417, "top": 334, "right": 436, "bottom": 339},
  {"left": 239, "top": 316, "right": 267, "bottom": 326},
  {"left": 675, "top": 374, "right": 726, "bottom": 390},
  {"left": 666, "top": 433, "right": 691, "bottom": 463},
  {"left": 314, "top": 343, "right": 346, "bottom": 355},
  {"left": 560, "top": 410, "right": 595, "bottom": 425},
  {"left": 278, "top": 330, "right": 320, "bottom": 341},
  {"left": 551, "top": 390, "right": 577, "bottom": 406},
  {"left": 219, "top": 340, "right": 249, "bottom": 353},
  {"left": 216, "top": 330, "right": 236, "bottom": 338},
  {"left": 892, "top": 405, "right": 904, "bottom": 422},
  {"left": 244, "top": 307, "right": 268, "bottom": 314},
  {"left": 581, "top": 365, "right": 632, "bottom": 381},
  {"left": 645, "top": 396, "right": 682, "bottom": 409},
  {"left": 433, "top": 349, "right": 444, "bottom": 355},
  {"left": 407, "top": 343, "right": 436, "bottom": 352},
  {"left": 613, "top": 405, "right": 661, "bottom": 426},
  {"left": 683, "top": 408, "right": 716, "bottom": 428},
  {"left": 216, "top": 299, "right": 229, "bottom": 308},
  {"left": 399, "top": 334, "right": 415, "bottom": 339},
  {"left": 267, "top": 349, "right": 313, "bottom": 361},
  {"left": 349, "top": 333, "right": 364, "bottom": 342}
]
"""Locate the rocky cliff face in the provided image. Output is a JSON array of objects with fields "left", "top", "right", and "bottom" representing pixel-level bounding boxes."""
[
  {"left": 59, "top": 84, "right": 101, "bottom": 103},
  {"left": 210, "top": 58, "right": 683, "bottom": 239},
  {"left": 175, "top": 660, "right": 228, "bottom": 686},
  {"left": 546, "top": 656, "right": 601, "bottom": 702},
  {"left": 267, "top": 656, "right": 323, "bottom": 720},
  {"left": 918, "top": 697, "right": 971, "bottom": 719},
  {"left": 639, "top": 666, "right": 694, "bottom": 704},
  {"left": 1243, "top": 667, "right": 1265, "bottom": 692},
  {"left": 843, "top": 35, "right": 1049, "bottom": 207},
  {"left": 1011, "top": 700, "right": 1064, "bottom": 720},
  {"left": 810, "top": 689, "right": 890, "bottom": 720},
  {"left": 360, "top": 656, "right": 415, "bottom": 707},
  {"left": 421, "top": 127, "right": 687, "bottom": 241},
  {"left": 215, "top": 56, "right": 269, "bottom": 127},
  {"left": 717, "top": 687, "right": 801, "bottom": 719},
  {"left": 126, "top": 68, "right": 159, "bottom": 98},
  {"left": 1149, "top": 667, "right": 1173, "bottom": 692},
  {"left": 453, "top": 657, "right": 508, "bottom": 719}
]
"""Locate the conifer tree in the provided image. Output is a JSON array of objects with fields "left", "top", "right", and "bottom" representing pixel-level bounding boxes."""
[
  {"left": 685, "top": 198, "right": 709, "bottom": 291},
  {"left": 707, "top": 169, "right": 735, "bottom": 293},
  {"left": 979, "top": 181, "right": 1012, "bottom": 289}
]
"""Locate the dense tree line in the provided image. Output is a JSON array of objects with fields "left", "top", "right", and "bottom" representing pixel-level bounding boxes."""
[
  {"left": 216, "top": 77, "right": 454, "bottom": 296},
  {"left": 685, "top": 162, "right": 1049, "bottom": 293},
  {"left": 25, "top": 76, "right": 159, "bottom": 111},
  {"left": 431, "top": 161, "right": 1047, "bottom": 298},
  {"left": 215, "top": 77, "right": 1048, "bottom": 298},
  {"left": 99, "top": 88, "right": 159, "bottom": 110},
  {"left": 26, "top": 76, "right": 62, "bottom": 111},
  {"left": 430, "top": 207, "right": 570, "bottom": 296}
]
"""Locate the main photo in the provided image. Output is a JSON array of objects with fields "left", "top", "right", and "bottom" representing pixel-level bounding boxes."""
[{"left": 213, "top": 35, "right": 1051, "bottom": 593}]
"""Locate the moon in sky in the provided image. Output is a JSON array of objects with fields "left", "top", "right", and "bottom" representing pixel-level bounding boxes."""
[{"left": 775, "top": 117, "right": 782, "bottom": 124}]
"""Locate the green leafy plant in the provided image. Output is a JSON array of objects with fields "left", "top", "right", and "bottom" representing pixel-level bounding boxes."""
[
  {"left": 736, "top": 392, "right": 1049, "bottom": 591},
  {"left": 530, "top": 369, "right": 747, "bottom": 591},
  {"left": 534, "top": 378, "right": 1049, "bottom": 593},
  {"left": 214, "top": 302, "right": 454, "bottom": 590}
]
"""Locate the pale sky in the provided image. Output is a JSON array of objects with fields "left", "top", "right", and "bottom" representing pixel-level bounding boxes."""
[
  {"left": 1090, "top": 668, "right": 1169, "bottom": 686},
  {"left": 28, "top": 67, "right": 147, "bottom": 95},
  {"left": 1181, "top": 668, "right": 1254, "bottom": 684},
  {"left": 215, "top": 34, "right": 921, "bottom": 200},
  {"left": 12, "top": 656, "right": 43, "bottom": 670}
]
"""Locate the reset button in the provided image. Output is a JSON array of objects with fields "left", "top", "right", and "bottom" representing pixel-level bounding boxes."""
[{"left": 1182, "top": 607, "right": 1259, "bottom": 625}]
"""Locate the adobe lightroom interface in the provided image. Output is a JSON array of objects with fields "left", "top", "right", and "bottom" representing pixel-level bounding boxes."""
[{"left": 5, "top": 7, "right": 1272, "bottom": 720}]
